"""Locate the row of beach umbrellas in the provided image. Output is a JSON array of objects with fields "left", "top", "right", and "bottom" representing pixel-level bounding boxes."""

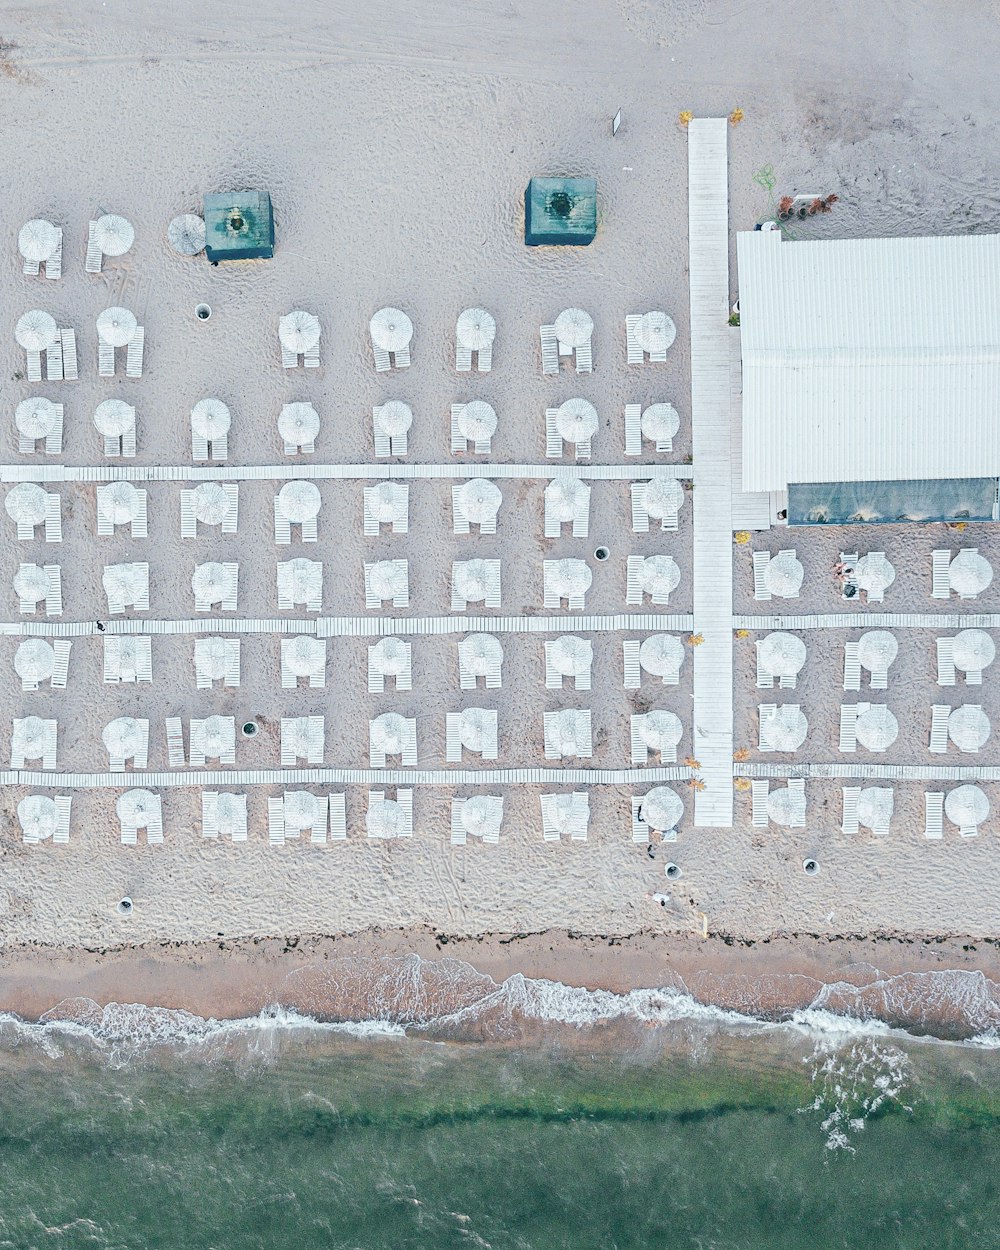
[
  {"left": 14, "top": 306, "right": 139, "bottom": 352},
  {"left": 19, "top": 215, "right": 134, "bottom": 263}
]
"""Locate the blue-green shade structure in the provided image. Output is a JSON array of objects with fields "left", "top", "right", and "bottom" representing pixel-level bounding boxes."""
[
  {"left": 787, "top": 477, "right": 997, "bottom": 525},
  {"left": 203, "top": 191, "right": 274, "bottom": 261},
  {"left": 524, "top": 177, "right": 596, "bottom": 246}
]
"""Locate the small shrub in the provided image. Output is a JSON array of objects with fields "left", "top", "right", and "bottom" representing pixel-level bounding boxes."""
[
  {"left": 733, "top": 747, "right": 751, "bottom": 762},
  {"left": 729, "top": 108, "right": 745, "bottom": 125},
  {"left": 678, "top": 110, "right": 694, "bottom": 127},
  {"left": 734, "top": 530, "right": 751, "bottom": 545},
  {"left": 686, "top": 633, "right": 704, "bottom": 647},
  {"left": 734, "top": 777, "right": 752, "bottom": 792}
]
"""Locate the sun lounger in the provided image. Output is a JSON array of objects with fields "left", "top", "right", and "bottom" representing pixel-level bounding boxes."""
[
  {"left": 936, "top": 637, "right": 956, "bottom": 686},
  {"left": 838, "top": 704, "right": 859, "bottom": 752},
  {"left": 929, "top": 704, "right": 951, "bottom": 753},
  {"left": 45, "top": 231, "right": 63, "bottom": 280},
  {"left": 843, "top": 641, "right": 861, "bottom": 692},
  {"left": 45, "top": 334, "right": 63, "bottom": 382},
  {"left": 26, "top": 350, "right": 42, "bottom": 383},
  {"left": 923, "top": 792, "right": 944, "bottom": 839},
  {"left": 60, "top": 329, "right": 77, "bottom": 381},
  {"left": 85, "top": 221, "right": 102, "bottom": 273},
  {"left": 44, "top": 493, "right": 62, "bottom": 542},
  {"left": 478, "top": 342, "right": 492, "bottom": 372},
  {"left": 166, "top": 717, "right": 185, "bottom": 767},
  {"left": 931, "top": 550, "right": 951, "bottom": 599},
  {"left": 623, "top": 640, "right": 641, "bottom": 689},
  {"left": 625, "top": 314, "right": 643, "bottom": 364},
  {"left": 575, "top": 340, "right": 592, "bottom": 374},
  {"left": 303, "top": 340, "right": 320, "bottom": 369},
  {"left": 52, "top": 795, "right": 71, "bottom": 844},
  {"left": 786, "top": 779, "right": 807, "bottom": 827},
  {"left": 540, "top": 324, "right": 559, "bottom": 375},
  {"left": 50, "top": 640, "right": 71, "bottom": 690},
  {"left": 372, "top": 344, "right": 391, "bottom": 372},
  {"left": 98, "top": 341, "right": 115, "bottom": 377},
  {"left": 841, "top": 786, "right": 861, "bottom": 834},
  {"left": 125, "top": 327, "right": 144, "bottom": 378}
]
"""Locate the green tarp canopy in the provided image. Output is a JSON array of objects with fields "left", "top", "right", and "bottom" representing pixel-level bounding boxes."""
[
  {"left": 203, "top": 191, "right": 274, "bottom": 261},
  {"left": 524, "top": 177, "right": 597, "bottom": 246}
]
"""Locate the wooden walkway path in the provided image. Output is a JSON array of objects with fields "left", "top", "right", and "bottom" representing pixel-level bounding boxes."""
[
  {"left": 737, "top": 762, "right": 1000, "bottom": 782},
  {"left": 734, "top": 613, "right": 1000, "bottom": 630}
]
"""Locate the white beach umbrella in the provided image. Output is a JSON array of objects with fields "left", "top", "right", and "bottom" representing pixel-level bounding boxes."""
[
  {"left": 855, "top": 705, "right": 899, "bottom": 752},
  {"left": 368, "top": 482, "right": 406, "bottom": 522},
  {"left": 547, "top": 709, "right": 585, "bottom": 756},
  {"left": 96, "top": 306, "right": 137, "bottom": 347},
  {"left": 283, "top": 717, "right": 321, "bottom": 758},
  {"left": 949, "top": 705, "right": 991, "bottom": 752},
  {"left": 370, "top": 307, "right": 413, "bottom": 352},
  {"left": 545, "top": 476, "right": 589, "bottom": 520},
  {"left": 197, "top": 716, "right": 235, "bottom": 759},
  {"left": 6, "top": 483, "right": 48, "bottom": 525},
  {"left": 636, "top": 311, "right": 677, "bottom": 354},
  {"left": 640, "top": 403, "right": 680, "bottom": 443},
  {"left": 14, "top": 638, "right": 54, "bottom": 683},
  {"left": 102, "top": 562, "right": 146, "bottom": 604},
  {"left": 857, "top": 787, "right": 894, "bottom": 831},
  {"left": 99, "top": 481, "right": 141, "bottom": 525},
  {"left": 15, "top": 310, "right": 57, "bottom": 352},
  {"left": 190, "top": 399, "right": 232, "bottom": 439},
  {"left": 458, "top": 400, "right": 497, "bottom": 443},
  {"left": 277, "top": 402, "right": 320, "bottom": 446},
  {"left": 546, "top": 793, "right": 579, "bottom": 835},
  {"left": 855, "top": 552, "right": 896, "bottom": 595},
  {"left": 16, "top": 397, "right": 59, "bottom": 439},
  {"left": 13, "top": 564, "right": 49, "bottom": 604},
  {"left": 461, "top": 795, "right": 498, "bottom": 837},
  {"left": 760, "top": 705, "right": 808, "bottom": 751},
  {"left": 639, "top": 710, "right": 683, "bottom": 753},
  {"left": 858, "top": 630, "right": 899, "bottom": 673},
  {"left": 554, "top": 307, "right": 594, "bottom": 347},
  {"left": 456, "top": 308, "right": 496, "bottom": 350},
  {"left": 642, "top": 477, "right": 684, "bottom": 519},
  {"left": 18, "top": 219, "right": 60, "bottom": 262},
  {"left": 195, "top": 637, "right": 231, "bottom": 680},
  {"left": 370, "top": 636, "right": 408, "bottom": 676},
  {"left": 639, "top": 633, "right": 685, "bottom": 677},
  {"left": 285, "top": 635, "right": 325, "bottom": 677},
  {"left": 459, "top": 708, "right": 494, "bottom": 752},
  {"left": 371, "top": 712, "right": 408, "bottom": 754},
  {"left": 639, "top": 785, "right": 683, "bottom": 832},
  {"left": 945, "top": 785, "right": 990, "bottom": 828},
  {"left": 949, "top": 551, "right": 993, "bottom": 597},
  {"left": 116, "top": 788, "right": 158, "bottom": 828},
  {"left": 375, "top": 400, "right": 413, "bottom": 436},
  {"left": 547, "top": 558, "right": 592, "bottom": 598},
  {"left": 18, "top": 794, "right": 57, "bottom": 841},
  {"left": 953, "top": 629, "right": 996, "bottom": 673},
  {"left": 368, "top": 560, "right": 407, "bottom": 601},
  {"left": 192, "top": 482, "right": 232, "bottom": 526},
  {"left": 94, "top": 214, "right": 134, "bottom": 256},
  {"left": 191, "top": 562, "right": 232, "bottom": 605},
  {"left": 454, "top": 559, "right": 494, "bottom": 603},
  {"left": 555, "top": 397, "right": 599, "bottom": 445},
  {"left": 764, "top": 551, "right": 805, "bottom": 598},
  {"left": 456, "top": 479, "right": 501, "bottom": 523},
  {"left": 277, "top": 480, "right": 321, "bottom": 522},
  {"left": 283, "top": 790, "right": 321, "bottom": 832},
  {"left": 13, "top": 716, "right": 49, "bottom": 759},
  {"left": 639, "top": 554, "right": 680, "bottom": 598},
  {"left": 766, "top": 786, "right": 805, "bottom": 828},
  {"left": 460, "top": 633, "right": 503, "bottom": 675},
  {"left": 281, "top": 558, "right": 322, "bottom": 604},
  {"left": 550, "top": 635, "right": 593, "bottom": 677},
  {"left": 366, "top": 798, "right": 404, "bottom": 838},
  {"left": 758, "top": 632, "right": 806, "bottom": 678},
  {"left": 214, "top": 793, "right": 246, "bottom": 837},
  {"left": 279, "top": 310, "right": 321, "bottom": 354},
  {"left": 167, "top": 213, "right": 206, "bottom": 256},
  {"left": 93, "top": 399, "right": 135, "bottom": 436},
  {"left": 114, "top": 637, "right": 143, "bottom": 675},
  {"left": 102, "top": 716, "right": 144, "bottom": 760}
]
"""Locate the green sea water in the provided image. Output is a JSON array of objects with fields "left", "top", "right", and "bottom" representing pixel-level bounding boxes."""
[{"left": 0, "top": 1023, "right": 998, "bottom": 1250}]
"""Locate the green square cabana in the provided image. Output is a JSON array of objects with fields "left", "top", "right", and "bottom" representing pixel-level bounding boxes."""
[
  {"left": 203, "top": 191, "right": 274, "bottom": 262},
  {"left": 524, "top": 177, "right": 597, "bottom": 246}
]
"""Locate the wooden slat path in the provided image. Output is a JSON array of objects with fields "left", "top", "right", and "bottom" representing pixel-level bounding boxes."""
[
  {"left": 734, "top": 613, "right": 1000, "bottom": 630},
  {"left": 689, "top": 117, "right": 734, "bottom": 826},
  {"left": 737, "top": 762, "right": 1000, "bottom": 781}
]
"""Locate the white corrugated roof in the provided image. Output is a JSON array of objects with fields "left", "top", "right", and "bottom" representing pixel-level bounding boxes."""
[{"left": 737, "top": 229, "right": 1000, "bottom": 492}]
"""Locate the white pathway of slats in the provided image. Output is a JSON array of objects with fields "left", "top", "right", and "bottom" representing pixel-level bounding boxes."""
[
  {"left": 734, "top": 613, "right": 1000, "bottom": 630},
  {"left": 689, "top": 117, "right": 734, "bottom": 826},
  {"left": 737, "top": 762, "right": 1000, "bottom": 782}
]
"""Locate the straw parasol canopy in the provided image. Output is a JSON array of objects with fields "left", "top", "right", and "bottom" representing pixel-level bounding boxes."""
[
  {"left": 855, "top": 705, "right": 899, "bottom": 752},
  {"left": 639, "top": 554, "right": 680, "bottom": 598},
  {"left": 547, "top": 709, "right": 585, "bottom": 756},
  {"left": 93, "top": 399, "right": 135, "bottom": 436},
  {"left": 18, "top": 219, "right": 60, "bottom": 262},
  {"left": 103, "top": 562, "right": 146, "bottom": 604},
  {"left": 545, "top": 476, "right": 589, "bottom": 520},
  {"left": 546, "top": 793, "right": 579, "bottom": 834},
  {"left": 214, "top": 793, "right": 246, "bottom": 837},
  {"left": 192, "top": 482, "right": 232, "bottom": 526},
  {"left": 368, "top": 560, "right": 407, "bottom": 601},
  {"left": 195, "top": 637, "right": 230, "bottom": 680},
  {"left": 277, "top": 480, "right": 321, "bottom": 522},
  {"left": 370, "top": 636, "right": 408, "bottom": 676},
  {"left": 371, "top": 712, "right": 408, "bottom": 754},
  {"left": 94, "top": 214, "right": 134, "bottom": 256},
  {"left": 456, "top": 479, "right": 501, "bottom": 523},
  {"left": 367, "top": 798, "right": 404, "bottom": 838},
  {"left": 13, "top": 564, "right": 49, "bottom": 604},
  {"left": 278, "top": 310, "right": 321, "bottom": 354},
  {"left": 639, "top": 633, "right": 685, "bottom": 677},
  {"left": 460, "top": 633, "right": 503, "bottom": 675},
  {"left": 197, "top": 716, "right": 235, "bottom": 759},
  {"left": 949, "top": 705, "right": 991, "bottom": 752},
  {"left": 102, "top": 717, "right": 145, "bottom": 760},
  {"left": 278, "top": 402, "right": 320, "bottom": 446},
  {"left": 459, "top": 707, "right": 494, "bottom": 752},
  {"left": 555, "top": 397, "right": 599, "bottom": 445},
  {"left": 190, "top": 398, "right": 231, "bottom": 439},
  {"left": 454, "top": 559, "right": 494, "bottom": 603},
  {"left": 639, "top": 710, "right": 684, "bottom": 754},
  {"left": 858, "top": 630, "right": 899, "bottom": 673},
  {"left": 766, "top": 786, "right": 803, "bottom": 827},
  {"left": 167, "top": 213, "right": 206, "bottom": 256},
  {"left": 283, "top": 717, "right": 321, "bottom": 758},
  {"left": 456, "top": 308, "right": 496, "bottom": 350},
  {"left": 760, "top": 705, "right": 808, "bottom": 751},
  {"left": 368, "top": 482, "right": 406, "bottom": 522},
  {"left": 945, "top": 785, "right": 990, "bottom": 828},
  {"left": 96, "top": 306, "right": 137, "bottom": 347},
  {"left": 765, "top": 551, "right": 805, "bottom": 598},
  {"left": 15, "top": 310, "right": 57, "bottom": 352},
  {"left": 461, "top": 795, "right": 498, "bottom": 837},
  {"left": 458, "top": 400, "right": 497, "bottom": 443},
  {"left": 285, "top": 635, "right": 325, "bottom": 677},
  {"left": 953, "top": 629, "right": 996, "bottom": 673},
  {"left": 6, "top": 483, "right": 48, "bottom": 525},
  {"left": 949, "top": 550, "right": 993, "bottom": 597},
  {"left": 370, "top": 307, "right": 413, "bottom": 352},
  {"left": 374, "top": 401, "right": 413, "bottom": 438},
  {"left": 758, "top": 632, "right": 806, "bottom": 678},
  {"left": 640, "top": 403, "right": 680, "bottom": 443},
  {"left": 16, "top": 397, "right": 59, "bottom": 439},
  {"left": 639, "top": 786, "right": 683, "bottom": 832},
  {"left": 99, "top": 481, "right": 141, "bottom": 525},
  {"left": 858, "top": 787, "right": 894, "bottom": 831},
  {"left": 547, "top": 558, "right": 592, "bottom": 598},
  {"left": 636, "top": 311, "right": 677, "bottom": 354},
  {"left": 550, "top": 634, "right": 593, "bottom": 677},
  {"left": 14, "top": 638, "right": 54, "bottom": 683},
  {"left": 554, "top": 307, "right": 594, "bottom": 347},
  {"left": 114, "top": 637, "right": 143, "bottom": 676},
  {"left": 13, "top": 716, "right": 49, "bottom": 759},
  {"left": 642, "top": 477, "right": 684, "bottom": 519},
  {"left": 18, "top": 795, "right": 57, "bottom": 841},
  {"left": 283, "top": 790, "right": 321, "bottom": 832},
  {"left": 191, "top": 562, "right": 232, "bottom": 604},
  {"left": 855, "top": 552, "right": 896, "bottom": 595},
  {"left": 116, "top": 788, "right": 158, "bottom": 828},
  {"left": 280, "top": 558, "right": 322, "bottom": 604}
]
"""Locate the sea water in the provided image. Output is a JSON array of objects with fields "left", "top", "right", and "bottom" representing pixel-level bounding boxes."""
[{"left": 1, "top": 959, "right": 999, "bottom": 1249}]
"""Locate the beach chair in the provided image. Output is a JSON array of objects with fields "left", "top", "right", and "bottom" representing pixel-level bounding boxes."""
[
  {"left": 478, "top": 342, "right": 492, "bottom": 372},
  {"left": 758, "top": 704, "right": 778, "bottom": 751},
  {"left": 192, "top": 429, "right": 209, "bottom": 460},
  {"left": 303, "top": 341, "right": 320, "bottom": 369},
  {"left": 752, "top": 551, "right": 771, "bottom": 601},
  {"left": 98, "top": 340, "right": 115, "bottom": 378},
  {"left": 873, "top": 789, "right": 893, "bottom": 836},
  {"left": 544, "top": 408, "right": 563, "bottom": 458},
  {"left": 929, "top": 704, "right": 951, "bottom": 754},
  {"left": 623, "top": 640, "right": 641, "bottom": 689},
  {"left": 575, "top": 339, "right": 592, "bottom": 374},
  {"left": 44, "top": 493, "right": 62, "bottom": 542},
  {"left": 53, "top": 795, "right": 71, "bottom": 844},
  {"left": 268, "top": 797, "right": 286, "bottom": 846},
  {"left": 372, "top": 344, "right": 391, "bottom": 372},
  {"left": 749, "top": 780, "right": 769, "bottom": 827},
  {"left": 936, "top": 637, "right": 956, "bottom": 686},
  {"left": 625, "top": 314, "right": 643, "bottom": 364},
  {"left": 85, "top": 221, "right": 102, "bottom": 273},
  {"left": 281, "top": 345, "right": 298, "bottom": 369},
  {"left": 623, "top": 403, "right": 643, "bottom": 457},
  {"left": 22, "top": 253, "right": 39, "bottom": 277},
  {"left": 60, "top": 329, "right": 77, "bottom": 381},
  {"left": 394, "top": 344, "right": 410, "bottom": 368},
  {"left": 931, "top": 550, "right": 951, "bottom": 599},
  {"left": 456, "top": 341, "right": 473, "bottom": 372},
  {"left": 41, "top": 565, "right": 61, "bottom": 616},
  {"left": 50, "top": 641, "right": 71, "bottom": 690},
  {"left": 923, "top": 792, "right": 944, "bottom": 839},
  {"left": 843, "top": 641, "right": 861, "bottom": 692},
  {"left": 786, "top": 779, "right": 807, "bottom": 827},
  {"left": 863, "top": 551, "right": 886, "bottom": 602},
  {"left": 540, "top": 324, "right": 559, "bottom": 375},
  {"left": 328, "top": 794, "right": 347, "bottom": 841},
  {"left": 273, "top": 497, "right": 292, "bottom": 545},
  {"left": 755, "top": 642, "right": 775, "bottom": 689},
  {"left": 870, "top": 662, "right": 889, "bottom": 692},
  {"left": 165, "top": 717, "right": 185, "bottom": 767},
  {"left": 45, "top": 231, "right": 63, "bottom": 280},
  {"left": 45, "top": 333, "right": 63, "bottom": 382},
  {"left": 180, "top": 490, "right": 197, "bottom": 538},
  {"left": 629, "top": 796, "right": 649, "bottom": 843},
  {"left": 841, "top": 786, "right": 861, "bottom": 835},
  {"left": 838, "top": 704, "right": 859, "bottom": 753},
  {"left": 25, "top": 349, "right": 42, "bottom": 383}
]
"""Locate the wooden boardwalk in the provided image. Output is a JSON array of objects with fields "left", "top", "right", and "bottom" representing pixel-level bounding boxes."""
[
  {"left": 733, "top": 613, "right": 1000, "bottom": 630},
  {"left": 689, "top": 118, "right": 734, "bottom": 826},
  {"left": 737, "top": 762, "right": 1000, "bottom": 782}
]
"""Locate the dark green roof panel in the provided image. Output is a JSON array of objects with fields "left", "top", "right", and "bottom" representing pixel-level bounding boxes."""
[
  {"left": 203, "top": 191, "right": 274, "bottom": 261},
  {"left": 524, "top": 178, "right": 597, "bottom": 246}
]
